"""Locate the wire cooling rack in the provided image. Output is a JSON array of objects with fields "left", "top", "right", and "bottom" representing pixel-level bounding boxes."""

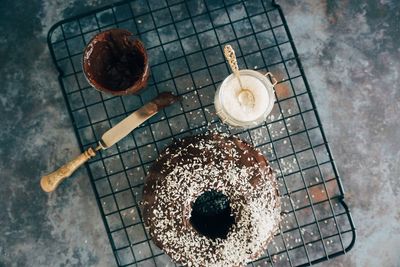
[{"left": 47, "top": 0, "right": 356, "bottom": 266}]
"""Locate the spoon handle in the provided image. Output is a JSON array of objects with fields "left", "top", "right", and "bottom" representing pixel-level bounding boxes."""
[{"left": 223, "top": 45, "right": 244, "bottom": 88}]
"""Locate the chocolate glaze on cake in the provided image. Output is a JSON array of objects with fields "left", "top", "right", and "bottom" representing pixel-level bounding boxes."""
[
  {"left": 142, "top": 132, "right": 281, "bottom": 266},
  {"left": 83, "top": 29, "right": 149, "bottom": 95}
]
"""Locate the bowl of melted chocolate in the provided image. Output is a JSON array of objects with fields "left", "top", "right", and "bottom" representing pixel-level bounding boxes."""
[{"left": 83, "top": 29, "right": 149, "bottom": 95}]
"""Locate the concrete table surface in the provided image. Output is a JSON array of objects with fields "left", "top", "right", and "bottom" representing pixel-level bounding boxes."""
[{"left": 0, "top": 0, "right": 399, "bottom": 266}]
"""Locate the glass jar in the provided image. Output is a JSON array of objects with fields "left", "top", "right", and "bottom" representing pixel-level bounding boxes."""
[{"left": 214, "top": 70, "right": 277, "bottom": 128}]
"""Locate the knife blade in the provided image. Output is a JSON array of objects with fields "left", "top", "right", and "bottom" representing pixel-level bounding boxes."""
[
  {"left": 40, "top": 92, "right": 180, "bottom": 192},
  {"left": 99, "top": 92, "right": 179, "bottom": 149}
]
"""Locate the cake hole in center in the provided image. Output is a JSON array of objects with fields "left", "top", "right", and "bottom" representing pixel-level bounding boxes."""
[{"left": 190, "top": 190, "right": 235, "bottom": 239}]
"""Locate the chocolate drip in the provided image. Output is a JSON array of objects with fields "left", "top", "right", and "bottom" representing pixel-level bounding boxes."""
[{"left": 152, "top": 92, "right": 181, "bottom": 110}]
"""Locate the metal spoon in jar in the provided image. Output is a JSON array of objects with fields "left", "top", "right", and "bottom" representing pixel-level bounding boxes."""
[{"left": 223, "top": 45, "right": 255, "bottom": 108}]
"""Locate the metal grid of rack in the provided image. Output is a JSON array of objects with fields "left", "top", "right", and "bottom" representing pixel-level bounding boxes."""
[{"left": 47, "top": 0, "right": 356, "bottom": 266}]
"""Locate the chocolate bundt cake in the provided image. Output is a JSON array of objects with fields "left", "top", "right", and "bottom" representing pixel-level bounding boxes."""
[{"left": 141, "top": 132, "right": 281, "bottom": 266}]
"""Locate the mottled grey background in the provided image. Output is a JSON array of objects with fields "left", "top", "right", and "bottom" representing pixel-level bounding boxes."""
[{"left": 0, "top": 0, "right": 399, "bottom": 266}]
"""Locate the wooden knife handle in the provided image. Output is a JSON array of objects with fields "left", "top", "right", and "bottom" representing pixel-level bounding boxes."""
[{"left": 40, "top": 148, "right": 97, "bottom": 192}]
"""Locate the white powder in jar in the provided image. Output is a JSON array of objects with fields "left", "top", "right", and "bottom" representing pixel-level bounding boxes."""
[{"left": 220, "top": 74, "right": 270, "bottom": 122}]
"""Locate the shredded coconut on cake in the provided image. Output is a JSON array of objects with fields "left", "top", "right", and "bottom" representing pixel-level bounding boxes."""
[{"left": 141, "top": 132, "right": 281, "bottom": 266}]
